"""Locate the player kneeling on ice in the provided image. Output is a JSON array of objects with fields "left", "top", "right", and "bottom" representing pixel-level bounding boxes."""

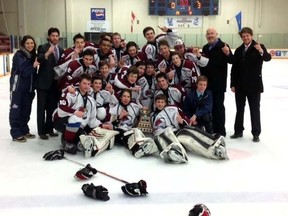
[
  {"left": 150, "top": 94, "right": 189, "bottom": 163},
  {"left": 53, "top": 74, "right": 115, "bottom": 157}
]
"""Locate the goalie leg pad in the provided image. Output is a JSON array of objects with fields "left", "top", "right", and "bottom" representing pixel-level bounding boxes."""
[
  {"left": 79, "top": 128, "right": 120, "bottom": 158},
  {"left": 176, "top": 127, "right": 228, "bottom": 160},
  {"left": 91, "top": 127, "right": 120, "bottom": 150},
  {"left": 79, "top": 135, "right": 98, "bottom": 158},
  {"left": 159, "top": 142, "right": 188, "bottom": 163},
  {"left": 127, "top": 128, "right": 158, "bottom": 158},
  {"left": 154, "top": 128, "right": 188, "bottom": 163}
]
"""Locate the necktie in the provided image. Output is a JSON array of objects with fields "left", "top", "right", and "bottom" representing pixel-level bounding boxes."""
[
  {"left": 245, "top": 46, "right": 248, "bottom": 52},
  {"left": 54, "top": 46, "right": 59, "bottom": 61}
]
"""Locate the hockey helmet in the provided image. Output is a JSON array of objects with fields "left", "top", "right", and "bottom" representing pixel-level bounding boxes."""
[{"left": 188, "top": 204, "right": 211, "bottom": 216}]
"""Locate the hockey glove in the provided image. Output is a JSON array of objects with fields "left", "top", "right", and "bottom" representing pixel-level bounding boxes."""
[
  {"left": 81, "top": 183, "right": 110, "bottom": 201},
  {"left": 43, "top": 149, "right": 64, "bottom": 161},
  {"left": 74, "top": 164, "right": 97, "bottom": 180},
  {"left": 121, "top": 179, "right": 148, "bottom": 197}
]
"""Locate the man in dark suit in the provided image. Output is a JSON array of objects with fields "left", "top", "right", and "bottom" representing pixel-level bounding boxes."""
[
  {"left": 200, "top": 28, "right": 234, "bottom": 138},
  {"left": 35, "top": 27, "right": 64, "bottom": 139},
  {"left": 230, "top": 27, "right": 271, "bottom": 142}
]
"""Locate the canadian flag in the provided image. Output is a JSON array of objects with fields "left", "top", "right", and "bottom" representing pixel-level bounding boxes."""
[{"left": 131, "top": 11, "right": 136, "bottom": 33}]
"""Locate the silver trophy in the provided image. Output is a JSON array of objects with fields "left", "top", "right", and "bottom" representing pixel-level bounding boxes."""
[{"left": 137, "top": 107, "right": 153, "bottom": 134}]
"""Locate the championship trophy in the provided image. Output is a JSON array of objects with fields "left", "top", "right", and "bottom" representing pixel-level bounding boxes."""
[{"left": 137, "top": 107, "right": 153, "bottom": 134}]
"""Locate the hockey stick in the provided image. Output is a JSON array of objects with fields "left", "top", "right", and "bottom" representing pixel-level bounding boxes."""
[{"left": 64, "top": 156, "right": 129, "bottom": 184}]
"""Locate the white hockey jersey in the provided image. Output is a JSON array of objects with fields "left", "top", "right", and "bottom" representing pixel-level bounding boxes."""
[
  {"left": 54, "top": 90, "right": 101, "bottom": 128},
  {"left": 151, "top": 105, "right": 188, "bottom": 136},
  {"left": 109, "top": 102, "right": 140, "bottom": 131}
]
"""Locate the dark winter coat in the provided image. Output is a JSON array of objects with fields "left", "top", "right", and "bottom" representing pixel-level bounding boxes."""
[
  {"left": 201, "top": 39, "right": 234, "bottom": 93},
  {"left": 230, "top": 40, "right": 271, "bottom": 93},
  {"left": 10, "top": 49, "right": 37, "bottom": 93}
]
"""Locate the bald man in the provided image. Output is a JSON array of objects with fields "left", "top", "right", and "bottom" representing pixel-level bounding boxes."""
[{"left": 199, "top": 28, "right": 233, "bottom": 138}]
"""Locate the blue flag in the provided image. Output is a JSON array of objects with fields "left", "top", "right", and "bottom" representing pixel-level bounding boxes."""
[{"left": 235, "top": 12, "right": 242, "bottom": 32}]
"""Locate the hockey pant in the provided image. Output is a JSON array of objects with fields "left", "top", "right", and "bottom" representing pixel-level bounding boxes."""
[
  {"left": 176, "top": 125, "right": 229, "bottom": 160},
  {"left": 79, "top": 127, "right": 120, "bottom": 158},
  {"left": 154, "top": 127, "right": 188, "bottom": 163},
  {"left": 125, "top": 128, "right": 159, "bottom": 158}
]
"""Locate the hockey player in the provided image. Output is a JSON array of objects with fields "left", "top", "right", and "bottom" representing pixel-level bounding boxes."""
[
  {"left": 90, "top": 75, "right": 118, "bottom": 121},
  {"left": 156, "top": 39, "right": 175, "bottom": 72},
  {"left": 141, "top": 26, "right": 179, "bottom": 61},
  {"left": 121, "top": 41, "right": 145, "bottom": 66},
  {"left": 75, "top": 76, "right": 119, "bottom": 159},
  {"left": 137, "top": 59, "right": 157, "bottom": 109},
  {"left": 183, "top": 76, "right": 213, "bottom": 134},
  {"left": 154, "top": 72, "right": 186, "bottom": 110},
  {"left": 173, "top": 39, "right": 209, "bottom": 71},
  {"left": 111, "top": 32, "right": 126, "bottom": 64},
  {"left": 94, "top": 38, "right": 115, "bottom": 70},
  {"left": 53, "top": 74, "right": 109, "bottom": 155},
  {"left": 54, "top": 33, "right": 91, "bottom": 78},
  {"left": 97, "top": 60, "right": 116, "bottom": 89},
  {"left": 150, "top": 94, "right": 189, "bottom": 163},
  {"left": 168, "top": 52, "right": 200, "bottom": 93},
  {"left": 58, "top": 49, "right": 97, "bottom": 90},
  {"left": 113, "top": 66, "right": 141, "bottom": 103},
  {"left": 108, "top": 89, "right": 158, "bottom": 159}
]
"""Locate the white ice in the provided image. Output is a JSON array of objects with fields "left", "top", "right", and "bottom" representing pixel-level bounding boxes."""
[{"left": 0, "top": 59, "right": 288, "bottom": 216}]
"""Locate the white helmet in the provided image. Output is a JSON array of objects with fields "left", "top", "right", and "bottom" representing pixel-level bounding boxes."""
[
  {"left": 96, "top": 107, "right": 107, "bottom": 121},
  {"left": 174, "top": 39, "right": 184, "bottom": 48},
  {"left": 189, "top": 204, "right": 211, "bottom": 216}
]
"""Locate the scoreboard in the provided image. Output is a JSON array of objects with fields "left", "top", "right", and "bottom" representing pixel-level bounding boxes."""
[{"left": 149, "top": 0, "right": 219, "bottom": 16}]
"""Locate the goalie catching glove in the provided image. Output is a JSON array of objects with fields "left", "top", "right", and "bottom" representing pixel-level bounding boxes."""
[
  {"left": 74, "top": 164, "right": 97, "bottom": 180},
  {"left": 121, "top": 180, "right": 148, "bottom": 197},
  {"left": 81, "top": 183, "right": 110, "bottom": 201},
  {"left": 43, "top": 149, "right": 64, "bottom": 161}
]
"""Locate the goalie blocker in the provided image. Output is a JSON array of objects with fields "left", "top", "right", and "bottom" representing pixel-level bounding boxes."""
[
  {"left": 176, "top": 125, "right": 229, "bottom": 160},
  {"left": 79, "top": 127, "right": 119, "bottom": 158}
]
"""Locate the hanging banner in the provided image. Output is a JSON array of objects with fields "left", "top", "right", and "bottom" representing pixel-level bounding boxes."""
[
  {"left": 87, "top": 21, "right": 110, "bottom": 32},
  {"left": 165, "top": 16, "right": 203, "bottom": 28},
  {"left": 235, "top": 11, "right": 242, "bottom": 32}
]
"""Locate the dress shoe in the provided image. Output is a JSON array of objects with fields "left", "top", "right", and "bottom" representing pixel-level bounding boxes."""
[
  {"left": 39, "top": 134, "right": 49, "bottom": 140},
  {"left": 49, "top": 132, "right": 58, "bottom": 137},
  {"left": 253, "top": 136, "right": 260, "bottom": 142},
  {"left": 214, "top": 133, "right": 226, "bottom": 139},
  {"left": 230, "top": 133, "right": 243, "bottom": 139},
  {"left": 13, "top": 136, "right": 27, "bottom": 143},
  {"left": 25, "top": 133, "right": 36, "bottom": 139}
]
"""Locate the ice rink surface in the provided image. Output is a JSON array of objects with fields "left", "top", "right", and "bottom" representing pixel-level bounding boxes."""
[{"left": 0, "top": 59, "right": 288, "bottom": 216}]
